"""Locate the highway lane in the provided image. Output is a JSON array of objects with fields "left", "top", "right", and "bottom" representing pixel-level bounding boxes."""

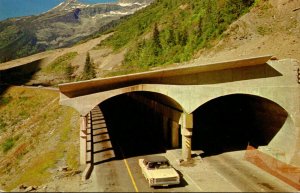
[
  {"left": 93, "top": 159, "right": 136, "bottom": 192},
  {"left": 90, "top": 107, "right": 136, "bottom": 192},
  {"left": 124, "top": 155, "right": 195, "bottom": 192},
  {"left": 93, "top": 151, "right": 196, "bottom": 192}
]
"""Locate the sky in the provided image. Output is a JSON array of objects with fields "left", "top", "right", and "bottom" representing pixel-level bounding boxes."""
[{"left": 0, "top": 0, "right": 117, "bottom": 21}]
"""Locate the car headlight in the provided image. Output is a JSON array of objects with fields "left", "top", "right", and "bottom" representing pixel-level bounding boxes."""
[{"left": 150, "top": 178, "right": 155, "bottom": 184}]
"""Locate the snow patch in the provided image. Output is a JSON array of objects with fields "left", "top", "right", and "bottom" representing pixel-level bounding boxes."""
[
  {"left": 47, "top": 2, "right": 64, "bottom": 12},
  {"left": 53, "top": 2, "right": 64, "bottom": 9},
  {"left": 118, "top": 2, "right": 142, "bottom": 7},
  {"left": 109, "top": 10, "right": 133, "bottom": 15}
]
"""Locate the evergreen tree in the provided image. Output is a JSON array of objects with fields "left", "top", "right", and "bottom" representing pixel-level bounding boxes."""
[
  {"left": 82, "top": 52, "right": 96, "bottom": 80},
  {"left": 152, "top": 23, "right": 162, "bottom": 56},
  {"left": 198, "top": 17, "right": 203, "bottom": 37},
  {"left": 167, "top": 28, "right": 176, "bottom": 47},
  {"left": 180, "top": 28, "right": 188, "bottom": 46}
]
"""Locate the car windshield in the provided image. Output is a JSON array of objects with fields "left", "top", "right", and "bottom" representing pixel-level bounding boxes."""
[{"left": 148, "top": 161, "right": 170, "bottom": 169}]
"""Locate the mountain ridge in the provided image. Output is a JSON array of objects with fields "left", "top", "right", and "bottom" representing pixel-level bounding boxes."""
[{"left": 0, "top": 0, "right": 154, "bottom": 63}]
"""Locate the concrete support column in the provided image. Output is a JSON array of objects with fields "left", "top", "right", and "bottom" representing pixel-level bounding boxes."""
[
  {"left": 181, "top": 113, "right": 193, "bottom": 161},
  {"left": 171, "top": 121, "right": 180, "bottom": 148},
  {"left": 80, "top": 115, "right": 87, "bottom": 165}
]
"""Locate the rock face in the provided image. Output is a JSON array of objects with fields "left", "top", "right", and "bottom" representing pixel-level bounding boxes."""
[{"left": 0, "top": 0, "right": 154, "bottom": 62}]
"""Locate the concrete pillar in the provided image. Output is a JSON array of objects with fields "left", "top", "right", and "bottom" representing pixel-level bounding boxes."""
[
  {"left": 181, "top": 113, "right": 193, "bottom": 161},
  {"left": 80, "top": 116, "right": 87, "bottom": 165},
  {"left": 171, "top": 121, "right": 180, "bottom": 148}
]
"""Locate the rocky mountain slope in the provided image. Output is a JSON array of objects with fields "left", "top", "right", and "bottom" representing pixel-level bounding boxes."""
[
  {"left": 190, "top": 0, "right": 300, "bottom": 64},
  {"left": 0, "top": 0, "right": 154, "bottom": 63}
]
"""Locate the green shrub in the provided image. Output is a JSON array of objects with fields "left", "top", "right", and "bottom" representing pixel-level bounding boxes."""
[
  {"left": 0, "top": 118, "right": 7, "bottom": 132},
  {"left": 2, "top": 137, "right": 15, "bottom": 153},
  {"left": 257, "top": 26, "right": 272, "bottom": 35},
  {"left": 43, "top": 52, "right": 77, "bottom": 79},
  {"left": 0, "top": 95, "right": 12, "bottom": 105}
]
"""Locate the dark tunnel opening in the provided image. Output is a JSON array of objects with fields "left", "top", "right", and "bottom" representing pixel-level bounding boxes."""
[
  {"left": 192, "top": 94, "right": 288, "bottom": 157},
  {"left": 99, "top": 92, "right": 181, "bottom": 159}
]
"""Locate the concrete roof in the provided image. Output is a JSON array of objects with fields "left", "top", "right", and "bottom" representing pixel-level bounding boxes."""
[{"left": 59, "top": 55, "right": 272, "bottom": 98}]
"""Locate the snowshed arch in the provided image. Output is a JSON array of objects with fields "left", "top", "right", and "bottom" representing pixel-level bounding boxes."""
[
  {"left": 97, "top": 91, "right": 184, "bottom": 158},
  {"left": 192, "top": 94, "right": 296, "bottom": 163}
]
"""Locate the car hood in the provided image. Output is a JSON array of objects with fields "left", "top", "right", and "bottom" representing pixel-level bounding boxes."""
[{"left": 147, "top": 168, "right": 179, "bottom": 179}]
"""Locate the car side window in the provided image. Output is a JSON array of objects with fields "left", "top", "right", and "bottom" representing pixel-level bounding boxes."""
[{"left": 148, "top": 163, "right": 155, "bottom": 169}]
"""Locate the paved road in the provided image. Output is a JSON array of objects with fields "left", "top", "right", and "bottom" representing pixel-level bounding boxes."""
[
  {"left": 204, "top": 152, "right": 298, "bottom": 192},
  {"left": 93, "top": 154, "right": 197, "bottom": 192},
  {"left": 0, "top": 84, "right": 59, "bottom": 91}
]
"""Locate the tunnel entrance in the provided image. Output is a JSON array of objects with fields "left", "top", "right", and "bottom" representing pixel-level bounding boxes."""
[
  {"left": 192, "top": 94, "right": 288, "bottom": 157},
  {"left": 99, "top": 92, "right": 182, "bottom": 159}
]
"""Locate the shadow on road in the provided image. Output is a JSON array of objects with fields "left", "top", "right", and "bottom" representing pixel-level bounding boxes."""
[{"left": 87, "top": 107, "right": 117, "bottom": 166}]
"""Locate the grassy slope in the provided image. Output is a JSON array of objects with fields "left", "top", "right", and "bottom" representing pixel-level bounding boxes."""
[
  {"left": 100, "top": 0, "right": 254, "bottom": 76},
  {"left": 39, "top": 51, "right": 79, "bottom": 85},
  {"left": 0, "top": 87, "right": 79, "bottom": 191}
]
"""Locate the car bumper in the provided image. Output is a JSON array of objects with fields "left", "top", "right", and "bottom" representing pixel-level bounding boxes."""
[{"left": 149, "top": 180, "right": 180, "bottom": 187}]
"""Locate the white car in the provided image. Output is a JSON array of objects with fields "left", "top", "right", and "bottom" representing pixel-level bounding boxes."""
[{"left": 139, "top": 156, "right": 180, "bottom": 187}]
